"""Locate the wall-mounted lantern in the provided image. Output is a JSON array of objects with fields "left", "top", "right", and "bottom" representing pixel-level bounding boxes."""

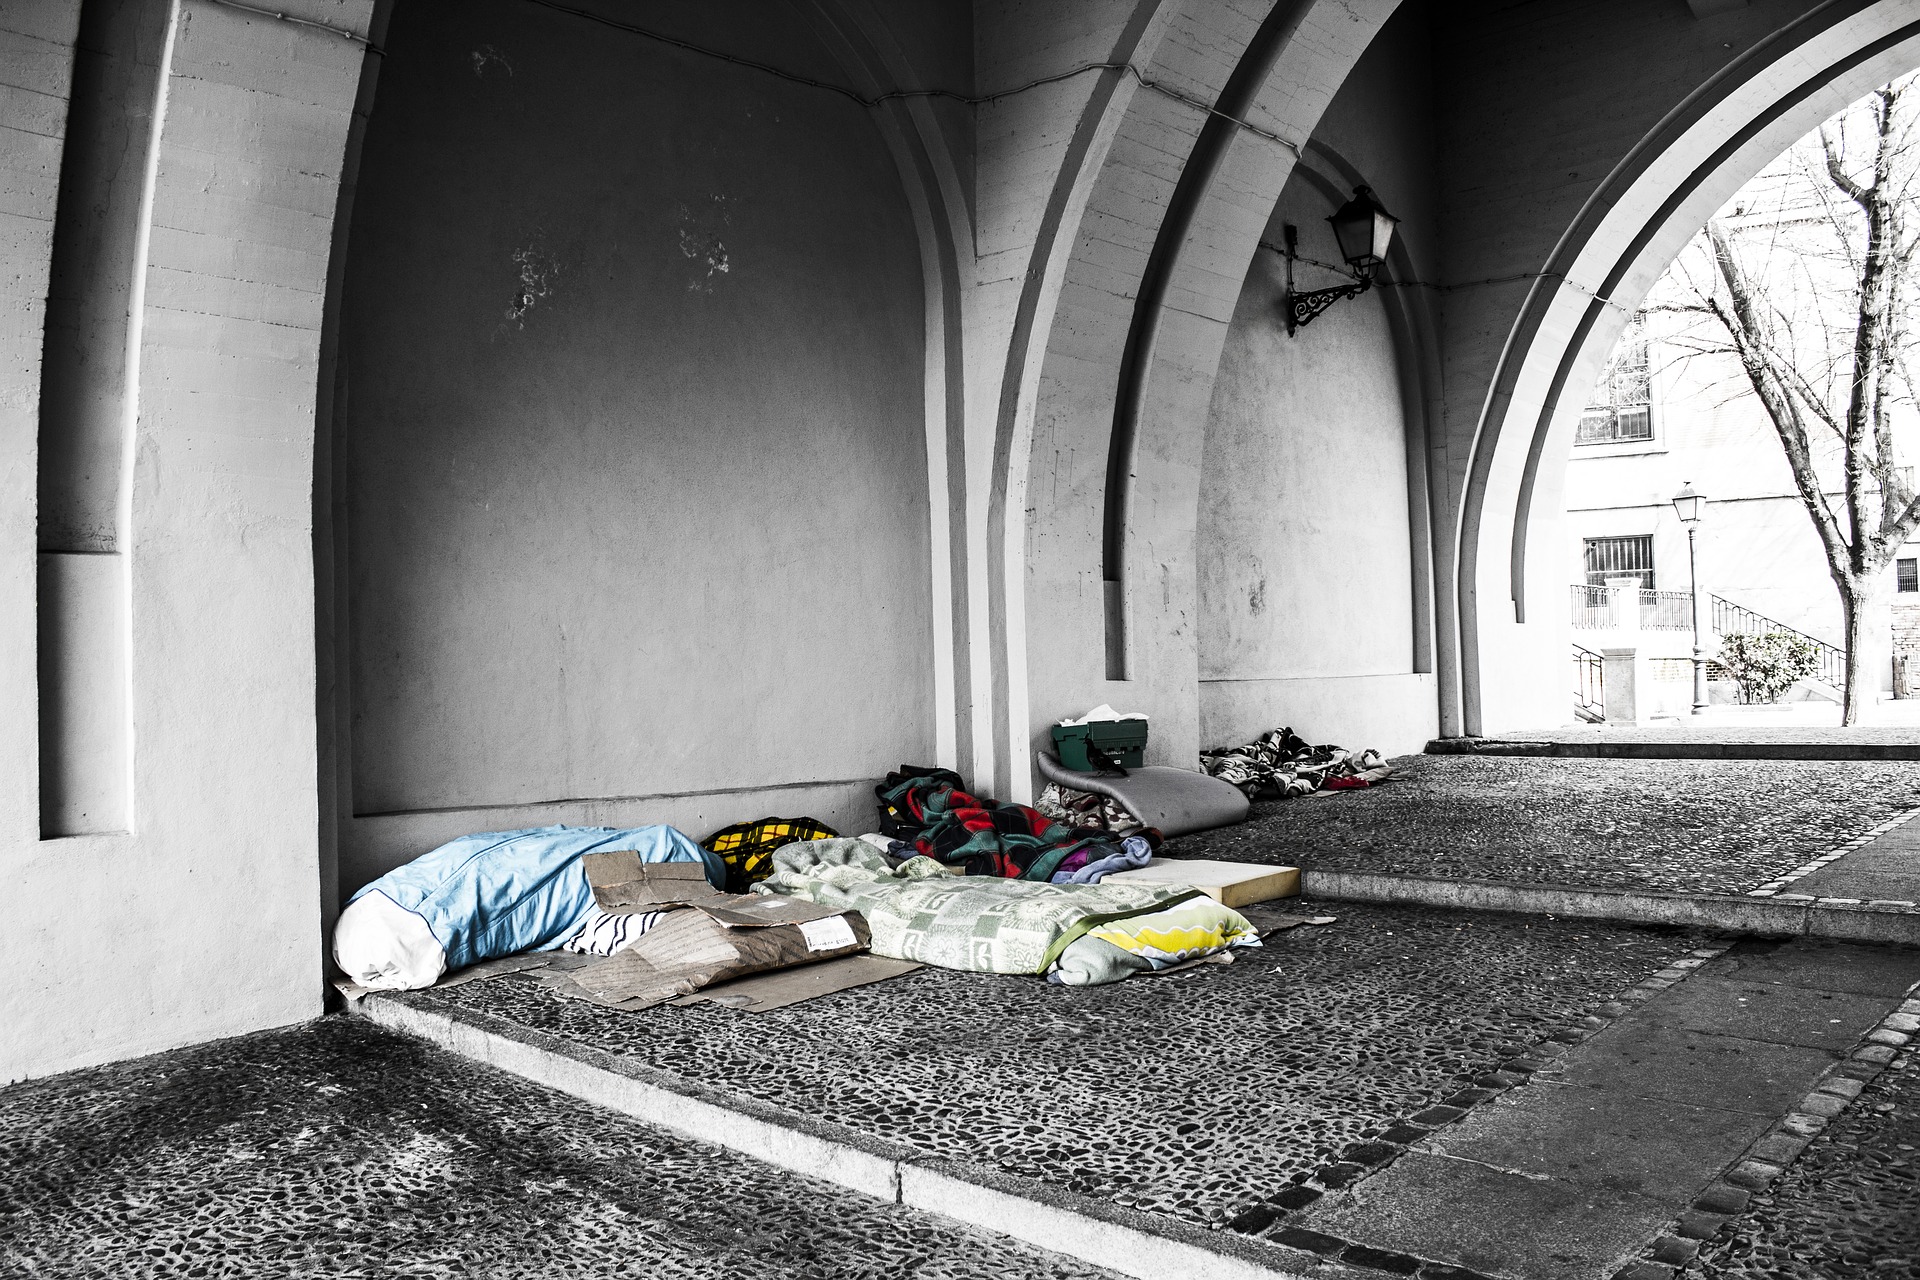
[{"left": 1281, "top": 185, "right": 1400, "bottom": 335}]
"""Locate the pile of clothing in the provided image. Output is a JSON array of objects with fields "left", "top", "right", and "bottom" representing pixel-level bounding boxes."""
[
  {"left": 1200, "top": 727, "right": 1391, "bottom": 801},
  {"left": 874, "top": 765, "right": 1160, "bottom": 882},
  {"left": 332, "top": 764, "right": 1259, "bottom": 997},
  {"left": 1033, "top": 781, "right": 1143, "bottom": 836}
]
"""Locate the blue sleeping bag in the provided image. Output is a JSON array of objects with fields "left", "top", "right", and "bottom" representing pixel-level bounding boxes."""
[{"left": 349, "top": 824, "right": 722, "bottom": 972}]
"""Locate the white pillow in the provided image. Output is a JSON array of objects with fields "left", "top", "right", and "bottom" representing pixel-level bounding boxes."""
[{"left": 332, "top": 890, "right": 447, "bottom": 991}]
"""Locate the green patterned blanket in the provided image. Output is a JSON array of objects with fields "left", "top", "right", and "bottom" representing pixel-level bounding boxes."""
[{"left": 752, "top": 839, "right": 1198, "bottom": 974}]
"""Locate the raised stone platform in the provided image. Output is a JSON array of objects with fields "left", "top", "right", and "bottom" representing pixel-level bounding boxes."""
[
  {"left": 1430, "top": 726, "right": 1920, "bottom": 761},
  {"left": 1171, "top": 755, "right": 1920, "bottom": 925},
  {"left": 349, "top": 908, "right": 1919, "bottom": 1280}
]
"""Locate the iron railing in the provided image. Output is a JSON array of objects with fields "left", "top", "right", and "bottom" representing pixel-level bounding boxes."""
[
  {"left": 1567, "top": 584, "right": 1694, "bottom": 630},
  {"left": 1638, "top": 589, "right": 1693, "bottom": 630},
  {"left": 1573, "top": 643, "right": 1605, "bottom": 722},
  {"left": 1570, "top": 583, "right": 1614, "bottom": 629},
  {"left": 1710, "top": 596, "right": 1846, "bottom": 688}
]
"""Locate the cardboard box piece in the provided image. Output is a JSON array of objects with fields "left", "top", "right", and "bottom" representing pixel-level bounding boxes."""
[
  {"left": 1104, "top": 857, "right": 1300, "bottom": 908},
  {"left": 581, "top": 853, "right": 726, "bottom": 911},
  {"left": 540, "top": 858, "right": 875, "bottom": 1011}
]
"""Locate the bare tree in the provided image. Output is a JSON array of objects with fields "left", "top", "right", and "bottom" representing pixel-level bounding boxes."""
[{"left": 1656, "top": 78, "right": 1920, "bottom": 724}]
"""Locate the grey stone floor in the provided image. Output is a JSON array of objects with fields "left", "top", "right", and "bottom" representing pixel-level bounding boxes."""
[
  {"left": 1172, "top": 755, "right": 1920, "bottom": 897},
  {"left": 0, "top": 1017, "right": 1115, "bottom": 1280},
  {"left": 1284, "top": 936, "right": 1920, "bottom": 1280},
  {"left": 1690, "top": 1046, "right": 1920, "bottom": 1279},
  {"left": 408, "top": 901, "right": 1716, "bottom": 1230},
  {"left": 1787, "top": 817, "right": 1920, "bottom": 905}
]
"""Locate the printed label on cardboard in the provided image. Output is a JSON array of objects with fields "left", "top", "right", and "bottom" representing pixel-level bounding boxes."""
[{"left": 797, "top": 914, "right": 859, "bottom": 952}]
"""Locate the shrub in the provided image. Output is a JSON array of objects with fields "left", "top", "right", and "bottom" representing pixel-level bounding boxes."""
[{"left": 1716, "top": 631, "right": 1822, "bottom": 704}]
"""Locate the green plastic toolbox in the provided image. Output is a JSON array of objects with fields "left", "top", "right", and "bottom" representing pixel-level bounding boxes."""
[{"left": 1050, "top": 718, "right": 1148, "bottom": 772}]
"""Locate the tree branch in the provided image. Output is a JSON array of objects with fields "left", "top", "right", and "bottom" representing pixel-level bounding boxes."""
[{"left": 1705, "top": 221, "right": 1855, "bottom": 579}]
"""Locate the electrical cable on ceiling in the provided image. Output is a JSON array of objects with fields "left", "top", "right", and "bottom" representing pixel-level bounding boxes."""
[
  {"left": 197, "top": 0, "right": 381, "bottom": 50},
  {"left": 518, "top": 0, "right": 1304, "bottom": 160},
  {"left": 1256, "top": 238, "right": 1628, "bottom": 311}
]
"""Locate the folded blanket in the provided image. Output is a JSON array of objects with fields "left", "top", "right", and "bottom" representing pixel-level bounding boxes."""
[
  {"left": 754, "top": 839, "right": 1197, "bottom": 974},
  {"left": 874, "top": 765, "right": 1152, "bottom": 879}
]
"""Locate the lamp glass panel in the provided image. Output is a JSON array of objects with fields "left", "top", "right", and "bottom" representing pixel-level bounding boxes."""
[
  {"left": 1370, "top": 209, "right": 1396, "bottom": 261},
  {"left": 1330, "top": 206, "right": 1370, "bottom": 266}
]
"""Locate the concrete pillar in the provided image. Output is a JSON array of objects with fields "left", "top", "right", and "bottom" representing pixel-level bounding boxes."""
[
  {"left": 1602, "top": 646, "right": 1644, "bottom": 725},
  {"left": 1606, "top": 576, "right": 1643, "bottom": 634}
]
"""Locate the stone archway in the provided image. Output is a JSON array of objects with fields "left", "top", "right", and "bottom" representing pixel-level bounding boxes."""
[
  {"left": 1463, "top": 1, "right": 1920, "bottom": 734},
  {"left": 1000, "top": 0, "right": 1404, "bottom": 798}
]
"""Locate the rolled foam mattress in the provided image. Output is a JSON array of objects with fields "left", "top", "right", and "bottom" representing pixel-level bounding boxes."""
[
  {"left": 1035, "top": 752, "right": 1250, "bottom": 837},
  {"left": 333, "top": 824, "right": 721, "bottom": 991}
]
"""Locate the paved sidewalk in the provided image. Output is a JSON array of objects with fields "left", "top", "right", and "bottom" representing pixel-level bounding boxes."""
[
  {"left": 1277, "top": 937, "right": 1920, "bottom": 1278},
  {"left": 0, "top": 1018, "right": 1116, "bottom": 1280},
  {"left": 1691, "top": 1038, "right": 1920, "bottom": 1278},
  {"left": 1782, "top": 817, "right": 1920, "bottom": 907},
  {"left": 1173, "top": 755, "right": 1920, "bottom": 899}
]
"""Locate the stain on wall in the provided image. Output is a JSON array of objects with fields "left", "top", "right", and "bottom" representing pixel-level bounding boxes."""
[
  {"left": 678, "top": 196, "right": 731, "bottom": 293},
  {"left": 335, "top": 0, "right": 932, "bottom": 849},
  {"left": 501, "top": 239, "right": 559, "bottom": 330}
]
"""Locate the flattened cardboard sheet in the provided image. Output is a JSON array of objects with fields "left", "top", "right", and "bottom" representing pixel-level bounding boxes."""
[
  {"left": 540, "top": 903, "right": 872, "bottom": 1011},
  {"left": 667, "top": 955, "right": 922, "bottom": 1012},
  {"left": 582, "top": 855, "right": 724, "bottom": 912},
  {"left": 1237, "top": 902, "right": 1338, "bottom": 938},
  {"left": 692, "top": 895, "right": 849, "bottom": 929}
]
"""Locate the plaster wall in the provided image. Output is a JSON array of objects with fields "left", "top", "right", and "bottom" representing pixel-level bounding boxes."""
[
  {"left": 1015, "top": 0, "right": 1403, "bottom": 791},
  {"left": 1195, "top": 3, "right": 1436, "bottom": 760},
  {"left": 3, "top": 0, "right": 375, "bottom": 1082},
  {"left": 331, "top": 0, "right": 933, "bottom": 890}
]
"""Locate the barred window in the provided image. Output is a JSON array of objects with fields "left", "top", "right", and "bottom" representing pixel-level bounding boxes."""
[
  {"left": 1577, "top": 315, "right": 1654, "bottom": 444},
  {"left": 1899, "top": 558, "right": 1918, "bottom": 593},
  {"left": 1584, "top": 534, "right": 1655, "bottom": 588}
]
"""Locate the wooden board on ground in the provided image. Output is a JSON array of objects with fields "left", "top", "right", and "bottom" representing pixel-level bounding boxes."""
[{"left": 1104, "top": 857, "right": 1300, "bottom": 907}]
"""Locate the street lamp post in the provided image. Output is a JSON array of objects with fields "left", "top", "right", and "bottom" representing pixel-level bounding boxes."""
[{"left": 1672, "top": 482, "right": 1709, "bottom": 716}]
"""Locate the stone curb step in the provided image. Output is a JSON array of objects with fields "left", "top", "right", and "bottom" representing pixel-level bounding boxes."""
[
  {"left": 1300, "top": 870, "right": 1920, "bottom": 944},
  {"left": 1425, "top": 737, "right": 1920, "bottom": 761},
  {"left": 353, "top": 994, "right": 1322, "bottom": 1280}
]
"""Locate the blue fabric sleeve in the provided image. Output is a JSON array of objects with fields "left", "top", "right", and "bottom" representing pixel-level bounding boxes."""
[{"left": 349, "top": 824, "right": 721, "bottom": 970}]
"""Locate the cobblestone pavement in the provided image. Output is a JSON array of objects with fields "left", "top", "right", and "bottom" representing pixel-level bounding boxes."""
[
  {"left": 1688, "top": 1047, "right": 1920, "bottom": 1280},
  {"left": 0, "top": 1017, "right": 1115, "bottom": 1280},
  {"left": 1172, "top": 755, "right": 1920, "bottom": 897},
  {"left": 413, "top": 902, "right": 1715, "bottom": 1230}
]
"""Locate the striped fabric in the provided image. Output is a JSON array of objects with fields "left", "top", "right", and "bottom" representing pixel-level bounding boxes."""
[{"left": 559, "top": 904, "right": 668, "bottom": 956}]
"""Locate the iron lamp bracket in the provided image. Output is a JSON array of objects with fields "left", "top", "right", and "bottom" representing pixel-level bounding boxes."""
[{"left": 1277, "top": 223, "right": 1374, "bottom": 336}]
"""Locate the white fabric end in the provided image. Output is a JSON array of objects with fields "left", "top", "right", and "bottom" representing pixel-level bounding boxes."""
[{"left": 333, "top": 890, "right": 448, "bottom": 991}]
